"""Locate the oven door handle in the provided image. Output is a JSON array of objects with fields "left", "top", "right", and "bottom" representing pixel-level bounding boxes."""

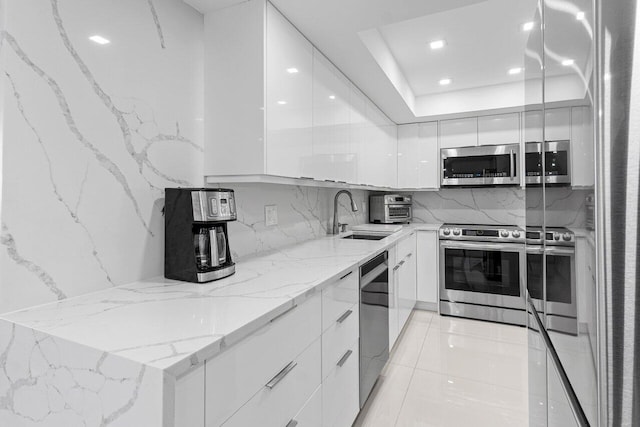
[
  {"left": 545, "top": 247, "right": 575, "bottom": 256},
  {"left": 440, "top": 241, "right": 524, "bottom": 252}
]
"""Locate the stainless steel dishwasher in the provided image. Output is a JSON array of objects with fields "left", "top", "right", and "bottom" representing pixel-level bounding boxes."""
[{"left": 359, "top": 251, "right": 389, "bottom": 407}]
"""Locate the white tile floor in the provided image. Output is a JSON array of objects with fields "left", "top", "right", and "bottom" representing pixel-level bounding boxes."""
[{"left": 354, "top": 310, "right": 529, "bottom": 427}]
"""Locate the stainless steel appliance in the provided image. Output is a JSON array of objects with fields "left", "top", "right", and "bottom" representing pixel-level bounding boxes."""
[
  {"left": 440, "top": 144, "right": 520, "bottom": 187},
  {"left": 439, "top": 224, "right": 526, "bottom": 325},
  {"left": 369, "top": 194, "right": 412, "bottom": 224},
  {"left": 526, "top": 227, "right": 577, "bottom": 335},
  {"left": 525, "top": 140, "right": 571, "bottom": 185},
  {"left": 165, "top": 188, "right": 236, "bottom": 282},
  {"left": 359, "top": 251, "right": 389, "bottom": 407}
]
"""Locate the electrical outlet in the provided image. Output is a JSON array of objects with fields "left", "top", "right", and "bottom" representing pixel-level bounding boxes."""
[{"left": 265, "top": 205, "right": 278, "bottom": 226}]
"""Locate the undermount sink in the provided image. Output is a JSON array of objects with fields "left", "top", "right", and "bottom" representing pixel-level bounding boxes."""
[{"left": 341, "top": 233, "right": 391, "bottom": 241}]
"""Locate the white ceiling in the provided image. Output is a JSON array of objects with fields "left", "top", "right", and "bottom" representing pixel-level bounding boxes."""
[
  {"left": 376, "top": 0, "right": 536, "bottom": 96},
  {"left": 185, "top": 0, "right": 593, "bottom": 123}
]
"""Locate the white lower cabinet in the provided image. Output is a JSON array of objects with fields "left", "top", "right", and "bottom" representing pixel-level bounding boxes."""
[
  {"left": 388, "top": 245, "right": 400, "bottom": 349},
  {"left": 205, "top": 295, "right": 322, "bottom": 426},
  {"left": 416, "top": 231, "right": 439, "bottom": 307},
  {"left": 186, "top": 269, "right": 362, "bottom": 427},
  {"left": 174, "top": 364, "right": 205, "bottom": 427},
  {"left": 222, "top": 338, "right": 322, "bottom": 427},
  {"left": 389, "top": 234, "right": 417, "bottom": 349},
  {"left": 322, "top": 339, "right": 360, "bottom": 427},
  {"left": 397, "top": 235, "right": 417, "bottom": 330},
  {"left": 289, "top": 384, "right": 323, "bottom": 427}
]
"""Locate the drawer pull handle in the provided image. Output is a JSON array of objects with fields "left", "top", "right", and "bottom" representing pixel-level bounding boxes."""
[
  {"left": 337, "top": 350, "right": 353, "bottom": 367},
  {"left": 270, "top": 304, "right": 297, "bottom": 323},
  {"left": 337, "top": 309, "right": 353, "bottom": 324},
  {"left": 266, "top": 361, "right": 297, "bottom": 389},
  {"left": 339, "top": 271, "right": 353, "bottom": 280},
  {"left": 286, "top": 420, "right": 298, "bottom": 427}
]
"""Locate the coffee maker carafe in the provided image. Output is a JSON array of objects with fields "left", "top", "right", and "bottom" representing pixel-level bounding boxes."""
[{"left": 165, "top": 188, "right": 237, "bottom": 282}]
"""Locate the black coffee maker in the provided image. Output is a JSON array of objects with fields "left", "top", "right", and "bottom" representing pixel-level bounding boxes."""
[{"left": 165, "top": 188, "right": 237, "bottom": 282}]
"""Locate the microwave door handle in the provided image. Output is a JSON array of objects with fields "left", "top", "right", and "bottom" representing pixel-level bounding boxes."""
[{"left": 209, "top": 228, "right": 219, "bottom": 267}]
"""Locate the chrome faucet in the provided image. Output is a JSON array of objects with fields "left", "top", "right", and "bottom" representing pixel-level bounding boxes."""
[{"left": 332, "top": 190, "right": 358, "bottom": 234}]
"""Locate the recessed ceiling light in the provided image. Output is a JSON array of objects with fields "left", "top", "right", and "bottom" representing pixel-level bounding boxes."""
[
  {"left": 508, "top": 67, "right": 523, "bottom": 75},
  {"left": 576, "top": 11, "right": 585, "bottom": 20},
  {"left": 439, "top": 78, "right": 452, "bottom": 86},
  {"left": 562, "top": 59, "right": 575, "bottom": 66},
  {"left": 277, "top": 100, "right": 287, "bottom": 105},
  {"left": 522, "top": 21, "right": 535, "bottom": 32},
  {"left": 329, "top": 95, "right": 336, "bottom": 100},
  {"left": 430, "top": 39, "right": 446, "bottom": 50},
  {"left": 286, "top": 67, "right": 299, "bottom": 74},
  {"left": 89, "top": 35, "right": 110, "bottom": 45}
]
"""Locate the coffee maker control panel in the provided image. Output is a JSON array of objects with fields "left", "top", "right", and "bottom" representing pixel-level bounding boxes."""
[{"left": 192, "top": 189, "right": 237, "bottom": 222}]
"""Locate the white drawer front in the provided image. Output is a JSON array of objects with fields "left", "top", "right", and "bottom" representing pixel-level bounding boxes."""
[
  {"left": 321, "top": 303, "right": 359, "bottom": 379},
  {"left": 206, "top": 294, "right": 321, "bottom": 426},
  {"left": 322, "top": 269, "right": 358, "bottom": 332},
  {"left": 287, "top": 384, "right": 322, "bottom": 427},
  {"left": 396, "top": 234, "right": 415, "bottom": 262},
  {"left": 223, "top": 338, "right": 322, "bottom": 427},
  {"left": 322, "top": 339, "right": 360, "bottom": 427}
]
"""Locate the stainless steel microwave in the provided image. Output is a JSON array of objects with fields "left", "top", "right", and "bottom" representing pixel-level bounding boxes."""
[
  {"left": 525, "top": 140, "right": 571, "bottom": 185},
  {"left": 441, "top": 143, "right": 520, "bottom": 187}
]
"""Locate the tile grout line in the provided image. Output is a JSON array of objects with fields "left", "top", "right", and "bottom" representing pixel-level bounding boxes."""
[{"left": 392, "top": 312, "right": 433, "bottom": 427}]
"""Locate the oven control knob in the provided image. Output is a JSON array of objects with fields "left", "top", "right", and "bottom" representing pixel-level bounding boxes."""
[
  {"left": 442, "top": 228, "right": 451, "bottom": 236},
  {"left": 554, "top": 233, "right": 561, "bottom": 241},
  {"left": 500, "top": 230, "right": 510, "bottom": 238},
  {"left": 453, "top": 228, "right": 461, "bottom": 236},
  {"left": 562, "top": 232, "right": 572, "bottom": 241},
  {"left": 512, "top": 230, "right": 521, "bottom": 238}
]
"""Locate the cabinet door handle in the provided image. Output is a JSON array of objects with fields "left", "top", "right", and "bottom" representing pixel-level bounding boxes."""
[
  {"left": 340, "top": 271, "right": 353, "bottom": 280},
  {"left": 406, "top": 253, "right": 413, "bottom": 258},
  {"left": 286, "top": 420, "right": 298, "bottom": 427},
  {"left": 337, "top": 309, "right": 353, "bottom": 324},
  {"left": 265, "top": 361, "right": 297, "bottom": 389},
  {"left": 393, "top": 265, "right": 401, "bottom": 272},
  {"left": 399, "top": 260, "right": 406, "bottom": 266},
  {"left": 337, "top": 349, "right": 353, "bottom": 367},
  {"left": 270, "top": 304, "right": 297, "bottom": 323}
]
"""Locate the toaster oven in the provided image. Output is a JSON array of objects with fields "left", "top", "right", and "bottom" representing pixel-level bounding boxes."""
[{"left": 369, "top": 195, "right": 412, "bottom": 224}]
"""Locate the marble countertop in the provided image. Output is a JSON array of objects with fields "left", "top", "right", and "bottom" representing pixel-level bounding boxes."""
[{"left": 1, "top": 224, "right": 435, "bottom": 377}]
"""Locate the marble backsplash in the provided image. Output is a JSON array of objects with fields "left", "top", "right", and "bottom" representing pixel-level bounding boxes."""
[
  {"left": 217, "top": 183, "right": 369, "bottom": 260},
  {"left": 409, "top": 187, "right": 589, "bottom": 229},
  {"left": 0, "top": 0, "right": 205, "bottom": 314}
]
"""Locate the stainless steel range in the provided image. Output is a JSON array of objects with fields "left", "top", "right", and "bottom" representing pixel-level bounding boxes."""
[
  {"left": 525, "top": 227, "right": 577, "bottom": 335},
  {"left": 439, "top": 224, "right": 526, "bottom": 326}
]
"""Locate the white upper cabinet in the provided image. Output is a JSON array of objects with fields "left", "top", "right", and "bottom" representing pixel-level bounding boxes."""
[
  {"left": 477, "top": 113, "right": 520, "bottom": 146},
  {"left": 545, "top": 107, "right": 572, "bottom": 141},
  {"left": 203, "top": 0, "right": 396, "bottom": 187},
  {"left": 266, "top": 3, "right": 313, "bottom": 179},
  {"left": 571, "top": 106, "right": 595, "bottom": 187},
  {"left": 204, "top": 0, "right": 266, "bottom": 177},
  {"left": 397, "top": 122, "right": 438, "bottom": 189},
  {"left": 311, "top": 50, "right": 354, "bottom": 183},
  {"left": 523, "top": 110, "right": 543, "bottom": 142},
  {"left": 439, "top": 117, "right": 478, "bottom": 148},
  {"left": 351, "top": 85, "right": 397, "bottom": 188}
]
